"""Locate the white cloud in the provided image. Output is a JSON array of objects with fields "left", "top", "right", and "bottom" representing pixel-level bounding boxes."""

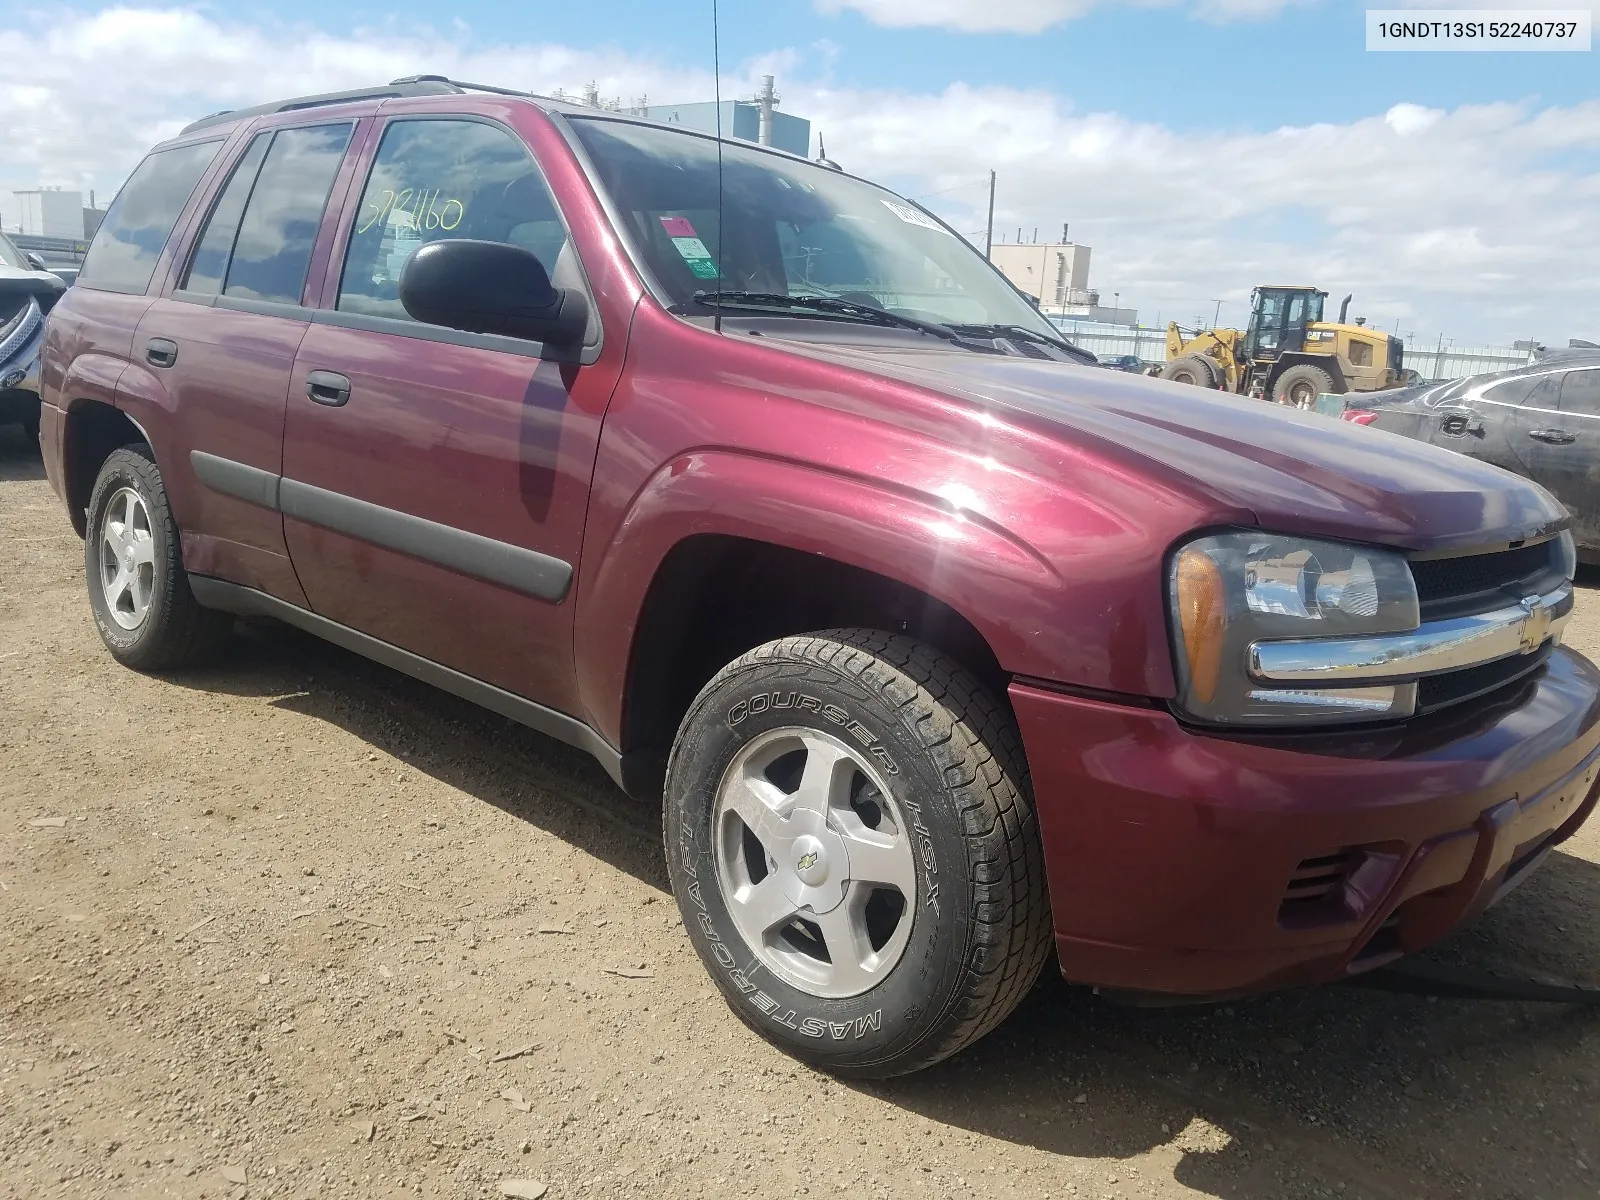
[
  {"left": 1, "top": 6, "right": 1596, "bottom": 345},
  {"left": 1384, "top": 103, "right": 1443, "bottom": 135},
  {"left": 793, "top": 83, "right": 1600, "bottom": 344}
]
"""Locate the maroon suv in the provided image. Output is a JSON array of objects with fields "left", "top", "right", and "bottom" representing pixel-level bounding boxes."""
[{"left": 38, "top": 77, "right": 1600, "bottom": 1078}]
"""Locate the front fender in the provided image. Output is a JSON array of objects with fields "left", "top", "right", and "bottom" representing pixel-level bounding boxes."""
[{"left": 574, "top": 448, "right": 1174, "bottom": 748}]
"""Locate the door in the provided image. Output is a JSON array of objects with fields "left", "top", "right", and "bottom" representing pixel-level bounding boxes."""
[
  {"left": 135, "top": 121, "right": 357, "bottom": 603},
  {"left": 1514, "top": 366, "right": 1600, "bottom": 549},
  {"left": 280, "top": 115, "right": 614, "bottom": 716},
  {"left": 1426, "top": 372, "right": 1539, "bottom": 474}
]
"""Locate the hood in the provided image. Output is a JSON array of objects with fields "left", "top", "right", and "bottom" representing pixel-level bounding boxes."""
[
  {"left": 0, "top": 264, "right": 67, "bottom": 308},
  {"left": 789, "top": 342, "right": 1564, "bottom": 554}
]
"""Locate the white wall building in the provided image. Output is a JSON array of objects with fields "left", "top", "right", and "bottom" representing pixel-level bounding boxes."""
[
  {"left": 12, "top": 189, "right": 85, "bottom": 238},
  {"left": 988, "top": 239, "right": 1137, "bottom": 326}
]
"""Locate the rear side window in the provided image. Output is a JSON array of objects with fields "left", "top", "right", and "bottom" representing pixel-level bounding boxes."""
[
  {"left": 219, "top": 123, "right": 354, "bottom": 305},
  {"left": 182, "top": 134, "right": 272, "bottom": 295},
  {"left": 78, "top": 140, "right": 223, "bottom": 295},
  {"left": 1479, "top": 376, "right": 1539, "bottom": 406},
  {"left": 1559, "top": 368, "right": 1600, "bottom": 416},
  {"left": 337, "top": 118, "right": 569, "bottom": 321}
]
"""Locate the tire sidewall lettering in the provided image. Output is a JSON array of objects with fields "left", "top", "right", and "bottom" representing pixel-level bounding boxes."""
[{"left": 667, "top": 662, "right": 970, "bottom": 1063}]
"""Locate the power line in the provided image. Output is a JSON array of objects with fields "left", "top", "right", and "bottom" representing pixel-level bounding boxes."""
[{"left": 911, "top": 177, "right": 992, "bottom": 201}]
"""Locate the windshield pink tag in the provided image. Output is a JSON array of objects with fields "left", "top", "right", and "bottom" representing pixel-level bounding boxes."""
[{"left": 660, "top": 216, "right": 697, "bottom": 237}]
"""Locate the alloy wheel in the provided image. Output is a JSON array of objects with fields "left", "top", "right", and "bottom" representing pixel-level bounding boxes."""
[
  {"left": 713, "top": 726, "right": 918, "bottom": 999},
  {"left": 99, "top": 486, "right": 156, "bottom": 630}
]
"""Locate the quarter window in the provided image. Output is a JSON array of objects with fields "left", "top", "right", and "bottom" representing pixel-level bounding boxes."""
[
  {"left": 78, "top": 140, "right": 223, "bottom": 295},
  {"left": 338, "top": 119, "right": 570, "bottom": 321},
  {"left": 182, "top": 134, "right": 272, "bottom": 295},
  {"left": 219, "top": 123, "right": 353, "bottom": 305},
  {"left": 1559, "top": 369, "right": 1600, "bottom": 417}
]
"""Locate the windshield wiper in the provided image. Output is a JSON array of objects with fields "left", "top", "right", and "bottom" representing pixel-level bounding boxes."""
[
  {"left": 690, "top": 290, "right": 979, "bottom": 348},
  {"left": 949, "top": 323, "right": 1097, "bottom": 363}
]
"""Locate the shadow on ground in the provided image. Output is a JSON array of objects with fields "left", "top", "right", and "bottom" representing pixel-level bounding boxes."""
[
  {"left": 151, "top": 615, "right": 1600, "bottom": 1200},
  {"left": 0, "top": 422, "right": 46, "bottom": 482}
]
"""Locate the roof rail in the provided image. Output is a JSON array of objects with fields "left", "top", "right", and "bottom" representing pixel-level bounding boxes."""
[
  {"left": 178, "top": 78, "right": 464, "bottom": 136},
  {"left": 388, "top": 74, "right": 538, "bottom": 100}
]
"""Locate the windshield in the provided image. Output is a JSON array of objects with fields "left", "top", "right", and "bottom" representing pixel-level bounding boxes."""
[
  {"left": 0, "top": 233, "right": 25, "bottom": 270},
  {"left": 568, "top": 117, "right": 1058, "bottom": 336}
]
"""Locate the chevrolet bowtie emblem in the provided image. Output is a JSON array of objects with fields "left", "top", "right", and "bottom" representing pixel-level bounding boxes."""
[
  {"left": 1519, "top": 595, "right": 1551, "bottom": 654},
  {"left": 796, "top": 851, "right": 819, "bottom": 871}
]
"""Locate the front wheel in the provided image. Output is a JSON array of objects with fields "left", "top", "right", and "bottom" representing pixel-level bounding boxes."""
[
  {"left": 1272, "top": 363, "right": 1336, "bottom": 409},
  {"left": 1160, "top": 355, "right": 1219, "bottom": 388},
  {"left": 664, "top": 629, "right": 1051, "bottom": 1078},
  {"left": 84, "top": 445, "right": 231, "bottom": 670}
]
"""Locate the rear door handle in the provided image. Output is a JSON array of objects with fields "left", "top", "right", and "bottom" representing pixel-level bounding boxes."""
[
  {"left": 146, "top": 338, "right": 178, "bottom": 368},
  {"left": 305, "top": 370, "right": 352, "bottom": 407},
  {"left": 1527, "top": 428, "right": 1577, "bottom": 445}
]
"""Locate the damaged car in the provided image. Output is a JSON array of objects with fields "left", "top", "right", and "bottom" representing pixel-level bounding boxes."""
[
  {"left": 1342, "top": 352, "right": 1600, "bottom": 559},
  {"left": 0, "top": 231, "right": 67, "bottom": 441}
]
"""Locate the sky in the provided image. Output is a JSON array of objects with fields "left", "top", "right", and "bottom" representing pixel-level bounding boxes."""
[{"left": 2, "top": 0, "right": 1596, "bottom": 346}]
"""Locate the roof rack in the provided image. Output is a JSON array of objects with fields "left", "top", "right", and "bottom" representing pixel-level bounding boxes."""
[
  {"left": 388, "top": 74, "right": 538, "bottom": 100},
  {"left": 178, "top": 78, "right": 465, "bottom": 136}
]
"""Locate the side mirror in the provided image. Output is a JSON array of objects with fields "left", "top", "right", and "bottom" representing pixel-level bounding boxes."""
[
  {"left": 399, "top": 239, "right": 587, "bottom": 347},
  {"left": 25, "top": 251, "right": 47, "bottom": 271}
]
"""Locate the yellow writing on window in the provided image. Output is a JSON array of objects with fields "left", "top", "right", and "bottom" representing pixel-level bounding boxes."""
[{"left": 357, "top": 187, "right": 465, "bottom": 235}]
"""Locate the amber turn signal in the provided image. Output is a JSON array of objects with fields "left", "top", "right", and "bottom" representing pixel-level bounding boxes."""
[{"left": 1175, "top": 547, "right": 1226, "bottom": 704}]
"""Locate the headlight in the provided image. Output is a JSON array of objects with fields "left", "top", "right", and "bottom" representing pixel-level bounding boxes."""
[
  {"left": 1557, "top": 530, "right": 1578, "bottom": 581},
  {"left": 1169, "top": 531, "right": 1419, "bottom": 726}
]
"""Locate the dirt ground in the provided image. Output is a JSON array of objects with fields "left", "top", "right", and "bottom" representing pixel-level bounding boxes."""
[{"left": 3, "top": 422, "right": 1599, "bottom": 1200}]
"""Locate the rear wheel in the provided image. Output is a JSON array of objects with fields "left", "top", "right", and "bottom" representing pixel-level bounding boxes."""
[
  {"left": 664, "top": 629, "right": 1051, "bottom": 1078},
  {"left": 1272, "top": 363, "right": 1336, "bottom": 409},
  {"left": 1160, "top": 355, "right": 1219, "bottom": 387},
  {"left": 84, "top": 445, "right": 231, "bottom": 670}
]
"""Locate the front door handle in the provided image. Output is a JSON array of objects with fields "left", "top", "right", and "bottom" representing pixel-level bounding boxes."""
[
  {"left": 1527, "top": 428, "right": 1577, "bottom": 445},
  {"left": 305, "top": 370, "right": 352, "bottom": 407},
  {"left": 146, "top": 338, "right": 178, "bottom": 368}
]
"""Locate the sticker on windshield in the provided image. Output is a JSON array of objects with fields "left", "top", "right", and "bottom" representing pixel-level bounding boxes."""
[
  {"left": 661, "top": 217, "right": 720, "bottom": 280},
  {"left": 881, "top": 200, "right": 949, "bottom": 234}
]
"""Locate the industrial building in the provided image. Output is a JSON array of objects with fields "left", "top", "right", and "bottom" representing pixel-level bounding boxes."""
[
  {"left": 633, "top": 77, "right": 811, "bottom": 158},
  {"left": 989, "top": 233, "right": 1137, "bottom": 326}
]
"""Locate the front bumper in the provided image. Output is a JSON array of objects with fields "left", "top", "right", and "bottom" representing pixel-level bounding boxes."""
[
  {"left": 1012, "top": 646, "right": 1600, "bottom": 997},
  {"left": 0, "top": 297, "right": 45, "bottom": 424}
]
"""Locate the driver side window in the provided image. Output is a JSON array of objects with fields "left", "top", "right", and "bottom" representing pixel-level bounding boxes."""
[{"left": 338, "top": 118, "right": 570, "bottom": 322}]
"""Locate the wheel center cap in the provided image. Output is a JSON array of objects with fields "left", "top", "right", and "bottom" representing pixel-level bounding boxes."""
[
  {"left": 122, "top": 548, "right": 136, "bottom": 571},
  {"left": 791, "top": 835, "right": 829, "bottom": 886}
]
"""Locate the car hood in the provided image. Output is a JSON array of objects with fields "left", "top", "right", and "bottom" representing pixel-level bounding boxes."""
[
  {"left": 794, "top": 343, "right": 1565, "bottom": 553},
  {"left": 0, "top": 264, "right": 67, "bottom": 307}
]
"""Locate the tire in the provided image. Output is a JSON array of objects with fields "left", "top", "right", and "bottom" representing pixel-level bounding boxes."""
[
  {"left": 1160, "top": 355, "right": 1219, "bottom": 387},
  {"left": 1272, "top": 363, "right": 1336, "bottom": 410},
  {"left": 664, "top": 629, "right": 1051, "bottom": 1078},
  {"left": 84, "top": 444, "right": 231, "bottom": 670}
]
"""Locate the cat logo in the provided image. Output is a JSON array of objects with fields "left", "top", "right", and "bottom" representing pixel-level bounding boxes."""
[{"left": 796, "top": 850, "right": 819, "bottom": 872}]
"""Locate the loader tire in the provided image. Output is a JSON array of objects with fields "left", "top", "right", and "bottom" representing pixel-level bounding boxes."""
[
  {"left": 1272, "top": 364, "right": 1336, "bottom": 410},
  {"left": 1160, "top": 355, "right": 1219, "bottom": 388}
]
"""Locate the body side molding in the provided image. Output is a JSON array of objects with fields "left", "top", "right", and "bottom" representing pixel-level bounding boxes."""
[
  {"left": 190, "top": 450, "right": 281, "bottom": 511},
  {"left": 185, "top": 451, "right": 573, "bottom": 602}
]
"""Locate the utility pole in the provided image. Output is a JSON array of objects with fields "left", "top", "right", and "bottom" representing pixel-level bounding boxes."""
[
  {"left": 1212, "top": 299, "right": 1224, "bottom": 328},
  {"left": 984, "top": 170, "right": 995, "bottom": 260}
]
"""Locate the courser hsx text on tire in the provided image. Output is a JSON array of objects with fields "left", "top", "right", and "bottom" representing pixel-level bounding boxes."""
[
  {"left": 663, "top": 629, "right": 1052, "bottom": 1078},
  {"left": 84, "top": 445, "right": 230, "bottom": 670}
]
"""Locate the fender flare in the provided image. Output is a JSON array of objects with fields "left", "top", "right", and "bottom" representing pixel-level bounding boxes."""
[{"left": 574, "top": 449, "right": 1069, "bottom": 748}]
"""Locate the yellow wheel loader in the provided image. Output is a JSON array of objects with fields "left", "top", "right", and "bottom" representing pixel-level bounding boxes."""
[{"left": 1162, "top": 287, "right": 1414, "bottom": 408}]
